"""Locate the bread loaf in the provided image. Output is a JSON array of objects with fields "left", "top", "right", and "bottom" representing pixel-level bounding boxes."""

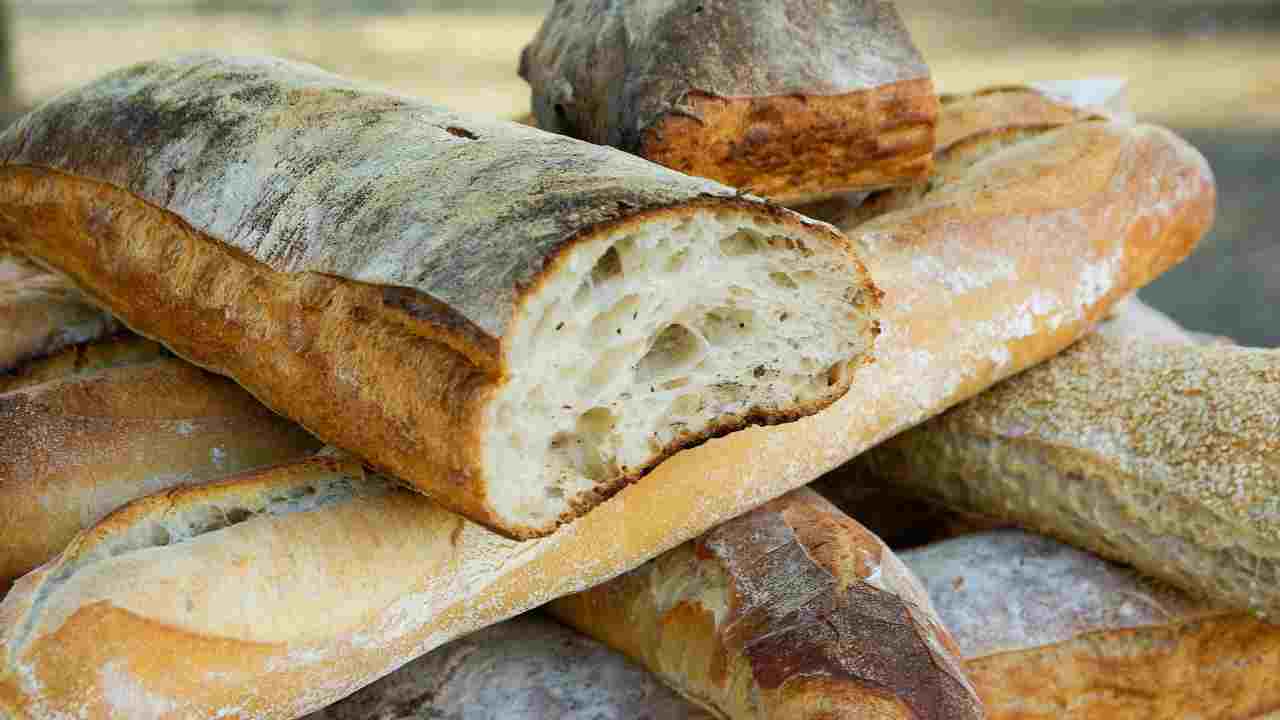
[
  {"left": 520, "top": 0, "right": 937, "bottom": 204},
  {"left": 0, "top": 254, "right": 119, "bottom": 373},
  {"left": 0, "top": 114, "right": 1214, "bottom": 718},
  {"left": 848, "top": 332, "right": 1280, "bottom": 616},
  {"left": 906, "top": 530, "right": 1280, "bottom": 719},
  {"left": 303, "top": 612, "right": 712, "bottom": 720},
  {"left": 0, "top": 358, "right": 321, "bottom": 590},
  {"left": 0, "top": 53, "right": 878, "bottom": 539},
  {"left": 0, "top": 333, "right": 166, "bottom": 395},
  {"left": 548, "top": 488, "right": 983, "bottom": 719}
]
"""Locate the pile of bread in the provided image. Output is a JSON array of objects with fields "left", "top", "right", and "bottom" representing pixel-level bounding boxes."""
[{"left": 0, "top": 1, "right": 1274, "bottom": 718}]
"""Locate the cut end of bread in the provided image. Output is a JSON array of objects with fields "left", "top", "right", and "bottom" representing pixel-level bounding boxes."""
[{"left": 487, "top": 205, "right": 877, "bottom": 535}]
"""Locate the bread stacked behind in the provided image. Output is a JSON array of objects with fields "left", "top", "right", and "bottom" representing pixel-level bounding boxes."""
[
  {"left": 520, "top": 0, "right": 938, "bottom": 203},
  {"left": 0, "top": 253, "right": 119, "bottom": 373}
]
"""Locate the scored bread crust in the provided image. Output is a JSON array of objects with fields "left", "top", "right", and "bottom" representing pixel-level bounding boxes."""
[
  {"left": 548, "top": 488, "right": 983, "bottom": 720},
  {"left": 905, "top": 530, "right": 1280, "bottom": 720},
  {"left": 0, "top": 255, "right": 119, "bottom": 374},
  {"left": 0, "top": 120, "right": 1214, "bottom": 718},
  {"left": 302, "top": 612, "right": 713, "bottom": 720},
  {"left": 0, "top": 54, "right": 876, "bottom": 539},
  {"left": 520, "top": 0, "right": 937, "bottom": 203},
  {"left": 0, "top": 357, "right": 321, "bottom": 590}
]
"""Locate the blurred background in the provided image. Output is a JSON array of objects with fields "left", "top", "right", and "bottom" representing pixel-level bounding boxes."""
[{"left": 3, "top": 0, "right": 1275, "bottom": 345}]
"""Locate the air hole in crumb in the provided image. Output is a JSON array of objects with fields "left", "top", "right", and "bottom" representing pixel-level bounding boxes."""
[
  {"left": 826, "top": 361, "right": 848, "bottom": 387},
  {"left": 588, "top": 345, "right": 636, "bottom": 389},
  {"left": 637, "top": 324, "right": 703, "bottom": 382},
  {"left": 446, "top": 126, "right": 478, "bottom": 140},
  {"left": 225, "top": 507, "right": 254, "bottom": 524},
  {"left": 666, "top": 249, "right": 690, "bottom": 272},
  {"left": 769, "top": 272, "right": 799, "bottom": 290},
  {"left": 150, "top": 526, "right": 172, "bottom": 547},
  {"left": 700, "top": 309, "right": 756, "bottom": 346},
  {"left": 719, "top": 230, "right": 766, "bottom": 257},
  {"left": 591, "top": 246, "right": 624, "bottom": 285},
  {"left": 793, "top": 270, "right": 819, "bottom": 284}
]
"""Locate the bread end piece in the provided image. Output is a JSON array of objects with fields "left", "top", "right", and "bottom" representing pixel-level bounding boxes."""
[
  {"left": 521, "top": 0, "right": 938, "bottom": 203},
  {"left": 487, "top": 200, "right": 880, "bottom": 535}
]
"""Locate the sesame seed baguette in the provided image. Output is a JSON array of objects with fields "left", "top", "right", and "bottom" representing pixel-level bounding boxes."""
[
  {"left": 906, "top": 530, "right": 1280, "bottom": 720},
  {"left": 520, "top": 0, "right": 938, "bottom": 204},
  {"left": 0, "top": 117, "right": 1213, "bottom": 718},
  {"left": 848, "top": 330, "right": 1280, "bottom": 617},
  {"left": 547, "top": 488, "right": 983, "bottom": 720},
  {"left": 0, "top": 357, "right": 322, "bottom": 592},
  {"left": 0, "top": 53, "right": 878, "bottom": 539}
]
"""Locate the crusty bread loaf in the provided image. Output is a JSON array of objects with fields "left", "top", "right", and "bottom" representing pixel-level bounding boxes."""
[
  {"left": 304, "top": 612, "right": 712, "bottom": 720},
  {"left": 520, "top": 0, "right": 937, "bottom": 203},
  {"left": 0, "top": 254, "right": 119, "bottom": 373},
  {"left": 549, "top": 488, "right": 983, "bottom": 720},
  {"left": 0, "top": 332, "right": 166, "bottom": 395},
  {"left": 0, "top": 115, "right": 1213, "bottom": 718},
  {"left": 848, "top": 332, "right": 1280, "bottom": 616},
  {"left": 0, "top": 358, "right": 321, "bottom": 590},
  {"left": 906, "top": 530, "right": 1280, "bottom": 720},
  {"left": 0, "top": 54, "right": 878, "bottom": 539}
]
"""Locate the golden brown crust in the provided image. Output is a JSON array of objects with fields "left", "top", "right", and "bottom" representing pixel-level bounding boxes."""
[
  {"left": 0, "top": 332, "right": 165, "bottom": 395},
  {"left": 548, "top": 489, "right": 983, "bottom": 720},
  {"left": 0, "top": 358, "right": 321, "bottom": 587},
  {"left": 522, "top": 0, "right": 937, "bottom": 201},
  {"left": 0, "top": 120, "right": 1215, "bottom": 718},
  {"left": 640, "top": 81, "right": 937, "bottom": 203}
]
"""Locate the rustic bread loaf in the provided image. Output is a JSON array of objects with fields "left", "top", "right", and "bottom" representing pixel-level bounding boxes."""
[
  {"left": 520, "top": 0, "right": 938, "bottom": 203},
  {"left": 303, "top": 612, "right": 712, "bottom": 720},
  {"left": 848, "top": 332, "right": 1280, "bottom": 616},
  {"left": 0, "top": 358, "right": 321, "bottom": 591},
  {"left": 0, "top": 116, "right": 1214, "bottom": 718},
  {"left": 0, "top": 332, "right": 166, "bottom": 395},
  {"left": 548, "top": 488, "right": 983, "bottom": 720},
  {"left": 906, "top": 530, "right": 1280, "bottom": 720},
  {"left": 0, "top": 254, "right": 119, "bottom": 373},
  {"left": 0, "top": 54, "right": 879, "bottom": 539}
]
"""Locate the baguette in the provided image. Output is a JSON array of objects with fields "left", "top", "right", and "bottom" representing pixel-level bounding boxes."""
[
  {"left": 905, "top": 530, "right": 1280, "bottom": 719},
  {"left": 0, "top": 332, "right": 166, "bottom": 395},
  {"left": 0, "top": 116, "right": 1214, "bottom": 718},
  {"left": 0, "top": 358, "right": 322, "bottom": 591},
  {"left": 848, "top": 332, "right": 1280, "bottom": 616},
  {"left": 0, "top": 53, "right": 877, "bottom": 539},
  {"left": 303, "top": 612, "right": 712, "bottom": 720},
  {"left": 0, "top": 255, "right": 119, "bottom": 373},
  {"left": 519, "top": 0, "right": 937, "bottom": 204},
  {"left": 548, "top": 488, "right": 983, "bottom": 720}
]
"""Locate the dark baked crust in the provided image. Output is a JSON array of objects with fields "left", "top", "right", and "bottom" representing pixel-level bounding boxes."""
[
  {"left": 521, "top": 0, "right": 938, "bottom": 201},
  {"left": 549, "top": 489, "right": 983, "bottom": 719}
]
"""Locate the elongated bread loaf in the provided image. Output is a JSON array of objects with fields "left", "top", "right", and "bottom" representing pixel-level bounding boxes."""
[
  {"left": 0, "top": 54, "right": 877, "bottom": 539},
  {"left": 304, "top": 612, "right": 712, "bottom": 720},
  {"left": 0, "top": 255, "right": 119, "bottom": 373},
  {"left": 906, "top": 530, "right": 1280, "bottom": 719},
  {"left": 0, "top": 358, "right": 321, "bottom": 590},
  {"left": 520, "top": 0, "right": 937, "bottom": 204},
  {"left": 549, "top": 488, "right": 983, "bottom": 719},
  {"left": 0, "top": 333, "right": 166, "bottom": 395},
  {"left": 0, "top": 117, "right": 1214, "bottom": 719}
]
